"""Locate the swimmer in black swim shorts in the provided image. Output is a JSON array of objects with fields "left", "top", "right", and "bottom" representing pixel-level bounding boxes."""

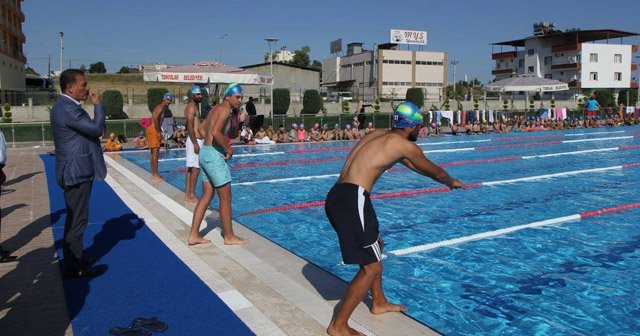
[
  {"left": 325, "top": 183, "right": 381, "bottom": 265},
  {"left": 324, "top": 102, "right": 464, "bottom": 336}
]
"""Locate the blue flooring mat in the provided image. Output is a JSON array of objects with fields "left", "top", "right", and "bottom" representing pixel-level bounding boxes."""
[{"left": 41, "top": 154, "right": 254, "bottom": 336}]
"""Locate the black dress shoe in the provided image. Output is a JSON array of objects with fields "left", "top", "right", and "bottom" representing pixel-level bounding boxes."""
[
  {"left": 64, "top": 264, "right": 108, "bottom": 279},
  {"left": 80, "top": 257, "right": 99, "bottom": 267}
]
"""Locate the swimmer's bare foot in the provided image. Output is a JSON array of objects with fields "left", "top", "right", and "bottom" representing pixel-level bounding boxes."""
[
  {"left": 223, "top": 236, "right": 247, "bottom": 245},
  {"left": 184, "top": 196, "right": 198, "bottom": 204},
  {"left": 326, "top": 323, "right": 364, "bottom": 336},
  {"left": 151, "top": 175, "right": 164, "bottom": 182},
  {"left": 370, "top": 301, "right": 407, "bottom": 315},
  {"left": 188, "top": 236, "right": 211, "bottom": 246}
]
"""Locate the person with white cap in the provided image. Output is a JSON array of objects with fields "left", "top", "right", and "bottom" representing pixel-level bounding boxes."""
[{"left": 183, "top": 85, "right": 204, "bottom": 203}]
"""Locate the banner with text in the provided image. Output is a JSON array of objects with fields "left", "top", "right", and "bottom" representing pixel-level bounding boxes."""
[{"left": 390, "top": 29, "right": 427, "bottom": 45}]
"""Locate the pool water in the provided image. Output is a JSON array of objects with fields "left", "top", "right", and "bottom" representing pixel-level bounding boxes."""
[{"left": 121, "top": 126, "right": 640, "bottom": 335}]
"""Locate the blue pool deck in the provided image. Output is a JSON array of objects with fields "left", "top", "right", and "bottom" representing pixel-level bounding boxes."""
[{"left": 0, "top": 143, "right": 438, "bottom": 336}]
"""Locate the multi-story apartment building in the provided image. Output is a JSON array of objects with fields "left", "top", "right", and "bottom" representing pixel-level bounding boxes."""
[
  {"left": 0, "top": 0, "right": 25, "bottom": 104},
  {"left": 491, "top": 22, "right": 638, "bottom": 92},
  {"left": 323, "top": 42, "right": 447, "bottom": 102}
]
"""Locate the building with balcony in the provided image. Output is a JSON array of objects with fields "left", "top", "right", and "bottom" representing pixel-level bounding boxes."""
[
  {"left": 491, "top": 22, "right": 639, "bottom": 93},
  {"left": 0, "top": 0, "right": 26, "bottom": 105},
  {"left": 322, "top": 42, "right": 447, "bottom": 102}
]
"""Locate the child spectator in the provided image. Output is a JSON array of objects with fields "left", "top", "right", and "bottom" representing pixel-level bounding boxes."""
[
  {"left": 103, "top": 132, "right": 122, "bottom": 151},
  {"left": 133, "top": 131, "right": 148, "bottom": 149}
]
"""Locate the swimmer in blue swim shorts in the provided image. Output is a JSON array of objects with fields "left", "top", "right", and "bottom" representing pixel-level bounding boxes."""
[
  {"left": 325, "top": 102, "right": 465, "bottom": 336},
  {"left": 188, "top": 82, "right": 247, "bottom": 246}
]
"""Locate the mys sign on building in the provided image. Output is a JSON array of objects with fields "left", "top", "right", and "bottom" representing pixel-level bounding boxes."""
[{"left": 390, "top": 29, "right": 427, "bottom": 45}]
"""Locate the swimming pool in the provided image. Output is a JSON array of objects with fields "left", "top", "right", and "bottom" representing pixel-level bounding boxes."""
[{"left": 121, "top": 127, "right": 640, "bottom": 335}]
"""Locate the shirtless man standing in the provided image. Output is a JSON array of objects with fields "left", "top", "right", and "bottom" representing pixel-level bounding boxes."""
[
  {"left": 324, "top": 102, "right": 464, "bottom": 336},
  {"left": 147, "top": 92, "right": 172, "bottom": 182},
  {"left": 188, "top": 82, "right": 246, "bottom": 246},
  {"left": 184, "top": 85, "right": 204, "bottom": 203}
]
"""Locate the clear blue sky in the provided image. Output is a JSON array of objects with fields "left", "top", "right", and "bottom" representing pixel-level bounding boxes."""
[{"left": 23, "top": 0, "right": 640, "bottom": 84}]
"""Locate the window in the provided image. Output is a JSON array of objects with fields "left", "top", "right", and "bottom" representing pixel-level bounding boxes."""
[
  {"left": 589, "top": 53, "right": 598, "bottom": 63},
  {"left": 614, "top": 72, "right": 622, "bottom": 81},
  {"left": 527, "top": 49, "right": 534, "bottom": 56},
  {"left": 544, "top": 74, "right": 552, "bottom": 79},
  {"left": 518, "top": 59, "right": 524, "bottom": 68},
  {"left": 590, "top": 72, "right": 598, "bottom": 81},
  {"left": 614, "top": 54, "right": 622, "bottom": 63},
  {"left": 527, "top": 66, "right": 534, "bottom": 74},
  {"left": 544, "top": 56, "right": 552, "bottom": 65},
  {"left": 496, "top": 63, "right": 501, "bottom": 69}
]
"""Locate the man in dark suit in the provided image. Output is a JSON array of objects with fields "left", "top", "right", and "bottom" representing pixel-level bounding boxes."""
[{"left": 50, "top": 69, "right": 108, "bottom": 278}]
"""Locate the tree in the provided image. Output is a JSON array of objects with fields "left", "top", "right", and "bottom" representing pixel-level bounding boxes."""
[
  {"left": 311, "top": 60, "right": 322, "bottom": 70},
  {"left": 26, "top": 67, "right": 39, "bottom": 76},
  {"left": 273, "top": 88, "right": 290, "bottom": 115},
  {"left": 102, "top": 90, "right": 124, "bottom": 118},
  {"left": 79, "top": 64, "right": 87, "bottom": 71},
  {"left": 88, "top": 61, "right": 106, "bottom": 74},
  {"left": 301, "top": 89, "right": 323, "bottom": 114},
  {"left": 405, "top": 88, "right": 424, "bottom": 108},
  {"left": 290, "top": 46, "right": 311, "bottom": 68},
  {"left": 117, "top": 66, "right": 131, "bottom": 74}
]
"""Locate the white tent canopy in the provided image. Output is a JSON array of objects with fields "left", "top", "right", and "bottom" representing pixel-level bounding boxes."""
[
  {"left": 486, "top": 75, "right": 569, "bottom": 93},
  {"left": 143, "top": 61, "right": 272, "bottom": 85}
]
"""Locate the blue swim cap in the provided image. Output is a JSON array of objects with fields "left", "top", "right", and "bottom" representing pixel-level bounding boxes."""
[
  {"left": 163, "top": 92, "right": 173, "bottom": 100},
  {"left": 393, "top": 102, "right": 423, "bottom": 128},
  {"left": 190, "top": 85, "right": 202, "bottom": 95},
  {"left": 225, "top": 82, "right": 243, "bottom": 96}
]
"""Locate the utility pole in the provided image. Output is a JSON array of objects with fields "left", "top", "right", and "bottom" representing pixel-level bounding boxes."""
[
  {"left": 218, "top": 33, "right": 228, "bottom": 64},
  {"left": 450, "top": 60, "right": 459, "bottom": 98},
  {"left": 59, "top": 32, "right": 64, "bottom": 73},
  {"left": 265, "top": 37, "right": 278, "bottom": 120}
]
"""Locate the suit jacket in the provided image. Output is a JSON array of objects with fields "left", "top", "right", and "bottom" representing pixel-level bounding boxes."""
[{"left": 50, "top": 95, "right": 107, "bottom": 188}]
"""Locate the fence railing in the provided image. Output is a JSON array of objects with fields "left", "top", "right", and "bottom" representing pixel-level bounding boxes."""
[{"left": 0, "top": 113, "right": 396, "bottom": 144}]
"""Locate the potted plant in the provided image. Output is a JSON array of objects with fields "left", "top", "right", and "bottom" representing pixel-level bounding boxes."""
[{"left": 2, "top": 103, "right": 12, "bottom": 123}]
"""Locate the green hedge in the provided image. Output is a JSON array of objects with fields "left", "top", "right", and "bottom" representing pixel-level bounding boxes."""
[
  {"left": 273, "top": 88, "right": 290, "bottom": 115},
  {"left": 103, "top": 90, "right": 124, "bottom": 118},
  {"left": 147, "top": 87, "right": 169, "bottom": 113},
  {"left": 405, "top": 88, "right": 424, "bottom": 108},
  {"left": 301, "top": 89, "right": 322, "bottom": 114}
]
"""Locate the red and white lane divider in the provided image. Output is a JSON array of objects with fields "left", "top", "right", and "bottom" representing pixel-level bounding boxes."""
[
  {"left": 388, "top": 202, "right": 640, "bottom": 256},
  {"left": 240, "top": 162, "right": 640, "bottom": 215}
]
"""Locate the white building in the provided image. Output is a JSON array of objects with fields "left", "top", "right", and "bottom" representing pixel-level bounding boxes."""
[
  {"left": 274, "top": 49, "right": 294, "bottom": 63},
  {"left": 491, "top": 23, "right": 639, "bottom": 92},
  {"left": 322, "top": 42, "right": 447, "bottom": 102}
]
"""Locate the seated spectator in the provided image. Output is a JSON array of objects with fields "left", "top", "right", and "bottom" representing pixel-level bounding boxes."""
[
  {"left": 274, "top": 125, "right": 286, "bottom": 143},
  {"left": 173, "top": 125, "right": 186, "bottom": 148},
  {"left": 255, "top": 127, "right": 276, "bottom": 144},
  {"left": 266, "top": 125, "right": 275, "bottom": 140},
  {"left": 364, "top": 122, "right": 375, "bottom": 136},
  {"left": 319, "top": 124, "right": 330, "bottom": 141},
  {"left": 331, "top": 124, "right": 341, "bottom": 141},
  {"left": 240, "top": 125, "right": 255, "bottom": 145},
  {"left": 418, "top": 125, "right": 427, "bottom": 138},
  {"left": 351, "top": 123, "right": 361, "bottom": 140},
  {"left": 288, "top": 123, "right": 298, "bottom": 142},
  {"left": 310, "top": 123, "right": 322, "bottom": 141},
  {"left": 343, "top": 124, "right": 355, "bottom": 140},
  {"left": 133, "top": 131, "right": 148, "bottom": 149},
  {"left": 296, "top": 124, "right": 308, "bottom": 142},
  {"left": 451, "top": 123, "right": 460, "bottom": 136},
  {"left": 103, "top": 132, "right": 122, "bottom": 151}
]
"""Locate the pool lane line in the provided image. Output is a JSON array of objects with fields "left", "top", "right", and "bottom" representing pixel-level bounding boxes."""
[
  {"left": 387, "top": 202, "right": 640, "bottom": 256},
  {"left": 237, "top": 145, "right": 640, "bottom": 184},
  {"left": 240, "top": 161, "right": 640, "bottom": 215},
  {"left": 159, "top": 151, "right": 286, "bottom": 161},
  {"left": 231, "top": 157, "right": 344, "bottom": 169},
  {"left": 428, "top": 135, "right": 637, "bottom": 153}
]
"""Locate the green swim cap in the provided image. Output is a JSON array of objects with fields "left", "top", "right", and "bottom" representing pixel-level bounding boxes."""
[
  {"left": 225, "top": 82, "right": 243, "bottom": 96},
  {"left": 393, "top": 102, "right": 423, "bottom": 128}
]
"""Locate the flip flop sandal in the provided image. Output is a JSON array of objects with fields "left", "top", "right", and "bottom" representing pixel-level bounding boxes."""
[
  {"left": 109, "top": 326, "right": 151, "bottom": 336},
  {"left": 132, "top": 317, "right": 168, "bottom": 333}
]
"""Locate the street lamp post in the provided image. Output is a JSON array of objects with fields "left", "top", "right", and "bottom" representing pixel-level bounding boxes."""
[
  {"left": 218, "top": 33, "right": 228, "bottom": 64},
  {"left": 59, "top": 32, "right": 64, "bottom": 73},
  {"left": 265, "top": 37, "right": 278, "bottom": 120},
  {"left": 450, "top": 60, "right": 459, "bottom": 99}
]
